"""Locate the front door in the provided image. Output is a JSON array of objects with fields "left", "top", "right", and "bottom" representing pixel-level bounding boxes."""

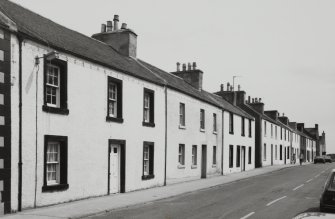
[
  {"left": 241, "top": 146, "right": 246, "bottom": 171},
  {"left": 201, "top": 145, "right": 207, "bottom": 178},
  {"left": 109, "top": 144, "right": 120, "bottom": 194},
  {"left": 284, "top": 147, "right": 286, "bottom": 164},
  {"left": 271, "top": 144, "right": 273, "bottom": 166}
]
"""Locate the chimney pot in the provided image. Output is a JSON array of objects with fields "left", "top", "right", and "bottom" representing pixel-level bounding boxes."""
[
  {"left": 176, "top": 62, "right": 180, "bottom": 72},
  {"left": 248, "top": 96, "right": 251, "bottom": 103},
  {"left": 101, "top": 24, "right": 107, "bottom": 33},
  {"left": 106, "top": 21, "right": 113, "bottom": 32},
  {"left": 220, "top": 84, "right": 224, "bottom": 92},
  {"left": 121, "top": 23, "right": 127, "bottom": 29},
  {"left": 188, "top": 62, "right": 192, "bottom": 71},
  {"left": 238, "top": 85, "right": 241, "bottom": 91},
  {"left": 182, "top": 63, "right": 186, "bottom": 71},
  {"left": 113, "top": 15, "right": 119, "bottom": 30},
  {"left": 259, "top": 98, "right": 262, "bottom": 103},
  {"left": 230, "top": 86, "right": 233, "bottom": 91},
  {"left": 282, "top": 113, "right": 285, "bottom": 116},
  {"left": 192, "top": 62, "right": 197, "bottom": 70},
  {"left": 252, "top": 98, "right": 255, "bottom": 103}
]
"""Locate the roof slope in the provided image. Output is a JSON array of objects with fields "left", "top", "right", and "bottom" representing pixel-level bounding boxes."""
[
  {"left": 138, "top": 59, "right": 254, "bottom": 119},
  {"left": 0, "top": 0, "right": 253, "bottom": 119},
  {"left": 0, "top": 0, "right": 164, "bottom": 85}
]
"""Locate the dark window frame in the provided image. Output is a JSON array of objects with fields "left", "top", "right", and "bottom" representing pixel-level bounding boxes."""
[
  {"left": 42, "top": 58, "right": 69, "bottom": 115},
  {"left": 106, "top": 76, "right": 123, "bottom": 123},
  {"left": 248, "top": 146, "right": 252, "bottom": 164},
  {"left": 248, "top": 119, "right": 252, "bottom": 137},
  {"left": 213, "top": 146, "right": 217, "bottom": 165},
  {"left": 263, "top": 143, "right": 266, "bottom": 161},
  {"left": 42, "top": 135, "right": 68, "bottom": 192},
  {"left": 200, "top": 109, "right": 205, "bottom": 130},
  {"left": 241, "top": 117, "right": 245, "bottom": 136},
  {"left": 179, "top": 102, "right": 186, "bottom": 127},
  {"left": 229, "top": 112, "right": 234, "bottom": 134},
  {"left": 142, "top": 88, "right": 155, "bottom": 127},
  {"left": 142, "top": 141, "right": 155, "bottom": 180},
  {"left": 280, "top": 145, "right": 283, "bottom": 160},
  {"left": 178, "top": 144, "right": 185, "bottom": 165},
  {"left": 229, "top": 145, "right": 234, "bottom": 168},
  {"left": 213, "top": 113, "right": 217, "bottom": 133}
]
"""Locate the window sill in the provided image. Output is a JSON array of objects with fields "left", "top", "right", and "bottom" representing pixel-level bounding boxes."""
[
  {"left": 42, "top": 105, "right": 69, "bottom": 115},
  {"left": 212, "top": 164, "right": 217, "bottom": 168},
  {"left": 200, "top": 128, "right": 205, "bottom": 133},
  {"left": 142, "top": 122, "right": 155, "bottom": 127},
  {"left": 177, "top": 164, "right": 185, "bottom": 169},
  {"left": 179, "top": 125, "right": 186, "bottom": 130},
  {"left": 191, "top": 165, "right": 197, "bottom": 169},
  {"left": 42, "top": 183, "right": 69, "bottom": 192},
  {"left": 229, "top": 131, "right": 234, "bottom": 135},
  {"left": 249, "top": 135, "right": 252, "bottom": 138},
  {"left": 142, "top": 174, "right": 155, "bottom": 180},
  {"left": 241, "top": 134, "right": 245, "bottom": 137},
  {"left": 106, "top": 116, "right": 124, "bottom": 123},
  {"left": 213, "top": 131, "right": 217, "bottom": 135}
]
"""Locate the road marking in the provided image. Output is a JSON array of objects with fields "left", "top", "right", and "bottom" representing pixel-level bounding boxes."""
[
  {"left": 266, "top": 196, "right": 287, "bottom": 206},
  {"left": 306, "top": 179, "right": 313, "bottom": 183},
  {"left": 293, "top": 184, "right": 304, "bottom": 191},
  {"left": 240, "top": 212, "right": 255, "bottom": 219}
]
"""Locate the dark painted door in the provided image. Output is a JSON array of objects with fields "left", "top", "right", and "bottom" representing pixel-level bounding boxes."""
[{"left": 201, "top": 145, "right": 207, "bottom": 178}]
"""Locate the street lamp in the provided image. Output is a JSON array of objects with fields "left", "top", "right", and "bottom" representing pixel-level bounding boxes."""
[{"left": 35, "top": 50, "right": 59, "bottom": 65}]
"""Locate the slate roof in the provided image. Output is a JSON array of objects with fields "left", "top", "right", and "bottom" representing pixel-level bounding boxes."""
[{"left": 0, "top": 0, "right": 254, "bottom": 119}]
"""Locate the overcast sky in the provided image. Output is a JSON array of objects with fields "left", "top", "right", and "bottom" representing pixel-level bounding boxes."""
[{"left": 12, "top": 0, "right": 335, "bottom": 153}]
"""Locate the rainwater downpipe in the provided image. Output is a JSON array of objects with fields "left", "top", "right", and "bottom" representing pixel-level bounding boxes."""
[
  {"left": 18, "top": 35, "right": 23, "bottom": 212},
  {"left": 164, "top": 85, "right": 167, "bottom": 186},
  {"left": 221, "top": 110, "right": 224, "bottom": 175}
]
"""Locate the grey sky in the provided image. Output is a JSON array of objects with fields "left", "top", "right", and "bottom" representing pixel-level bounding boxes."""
[{"left": 11, "top": 0, "right": 335, "bottom": 152}]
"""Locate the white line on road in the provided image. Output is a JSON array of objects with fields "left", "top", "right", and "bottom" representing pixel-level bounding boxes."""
[
  {"left": 293, "top": 184, "right": 304, "bottom": 191},
  {"left": 306, "top": 179, "right": 313, "bottom": 183},
  {"left": 240, "top": 212, "right": 255, "bottom": 219},
  {"left": 266, "top": 196, "right": 287, "bottom": 206}
]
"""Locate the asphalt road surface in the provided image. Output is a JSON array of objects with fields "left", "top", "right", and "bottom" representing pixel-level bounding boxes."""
[{"left": 88, "top": 163, "right": 335, "bottom": 219}]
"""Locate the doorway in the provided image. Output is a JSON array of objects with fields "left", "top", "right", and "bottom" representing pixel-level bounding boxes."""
[
  {"left": 241, "top": 146, "right": 246, "bottom": 171},
  {"left": 284, "top": 147, "right": 286, "bottom": 164},
  {"left": 271, "top": 144, "right": 273, "bottom": 166},
  {"left": 108, "top": 139, "right": 126, "bottom": 194},
  {"left": 201, "top": 145, "right": 207, "bottom": 178}
]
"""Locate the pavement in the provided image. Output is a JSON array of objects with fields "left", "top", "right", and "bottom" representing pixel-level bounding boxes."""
[{"left": 2, "top": 163, "right": 309, "bottom": 219}]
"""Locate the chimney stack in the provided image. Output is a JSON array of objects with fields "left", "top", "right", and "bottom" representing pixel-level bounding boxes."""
[
  {"left": 113, "top": 15, "right": 119, "bottom": 31},
  {"left": 182, "top": 63, "right": 186, "bottom": 71},
  {"left": 220, "top": 84, "right": 224, "bottom": 92},
  {"left": 121, "top": 23, "right": 127, "bottom": 29},
  {"left": 101, "top": 24, "right": 107, "bottom": 33},
  {"left": 92, "top": 15, "right": 138, "bottom": 58},
  {"left": 176, "top": 62, "right": 180, "bottom": 72}
]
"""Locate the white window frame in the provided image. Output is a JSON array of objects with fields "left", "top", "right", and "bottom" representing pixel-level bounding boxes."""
[
  {"left": 192, "top": 145, "right": 197, "bottom": 166},
  {"left": 178, "top": 144, "right": 185, "bottom": 165},
  {"left": 179, "top": 103, "right": 185, "bottom": 127},
  {"left": 46, "top": 64, "right": 60, "bottom": 107},
  {"left": 143, "top": 145, "right": 150, "bottom": 176},
  {"left": 108, "top": 82, "right": 117, "bottom": 118},
  {"left": 143, "top": 93, "right": 150, "bottom": 123},
  {"left": 213, "top": 113, "right": 217, "bottom": 133},
  {"left": 46, "top": 141, "right": 60, "bottom": 185}
]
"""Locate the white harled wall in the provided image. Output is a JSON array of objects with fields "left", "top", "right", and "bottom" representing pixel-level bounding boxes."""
[
  {"left": 223, "top": 112, "right": 255, "bottom": 175},
  {"left": 166, "top": 89, "right": 222, "bottom": 183},
  {"left": 11, "top": 38, "right": 166, "bottom": 210}
]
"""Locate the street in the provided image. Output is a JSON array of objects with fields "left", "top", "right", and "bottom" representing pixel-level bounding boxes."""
[{"left": 88, "top": 163, "right": 335, "bottom": 219}]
